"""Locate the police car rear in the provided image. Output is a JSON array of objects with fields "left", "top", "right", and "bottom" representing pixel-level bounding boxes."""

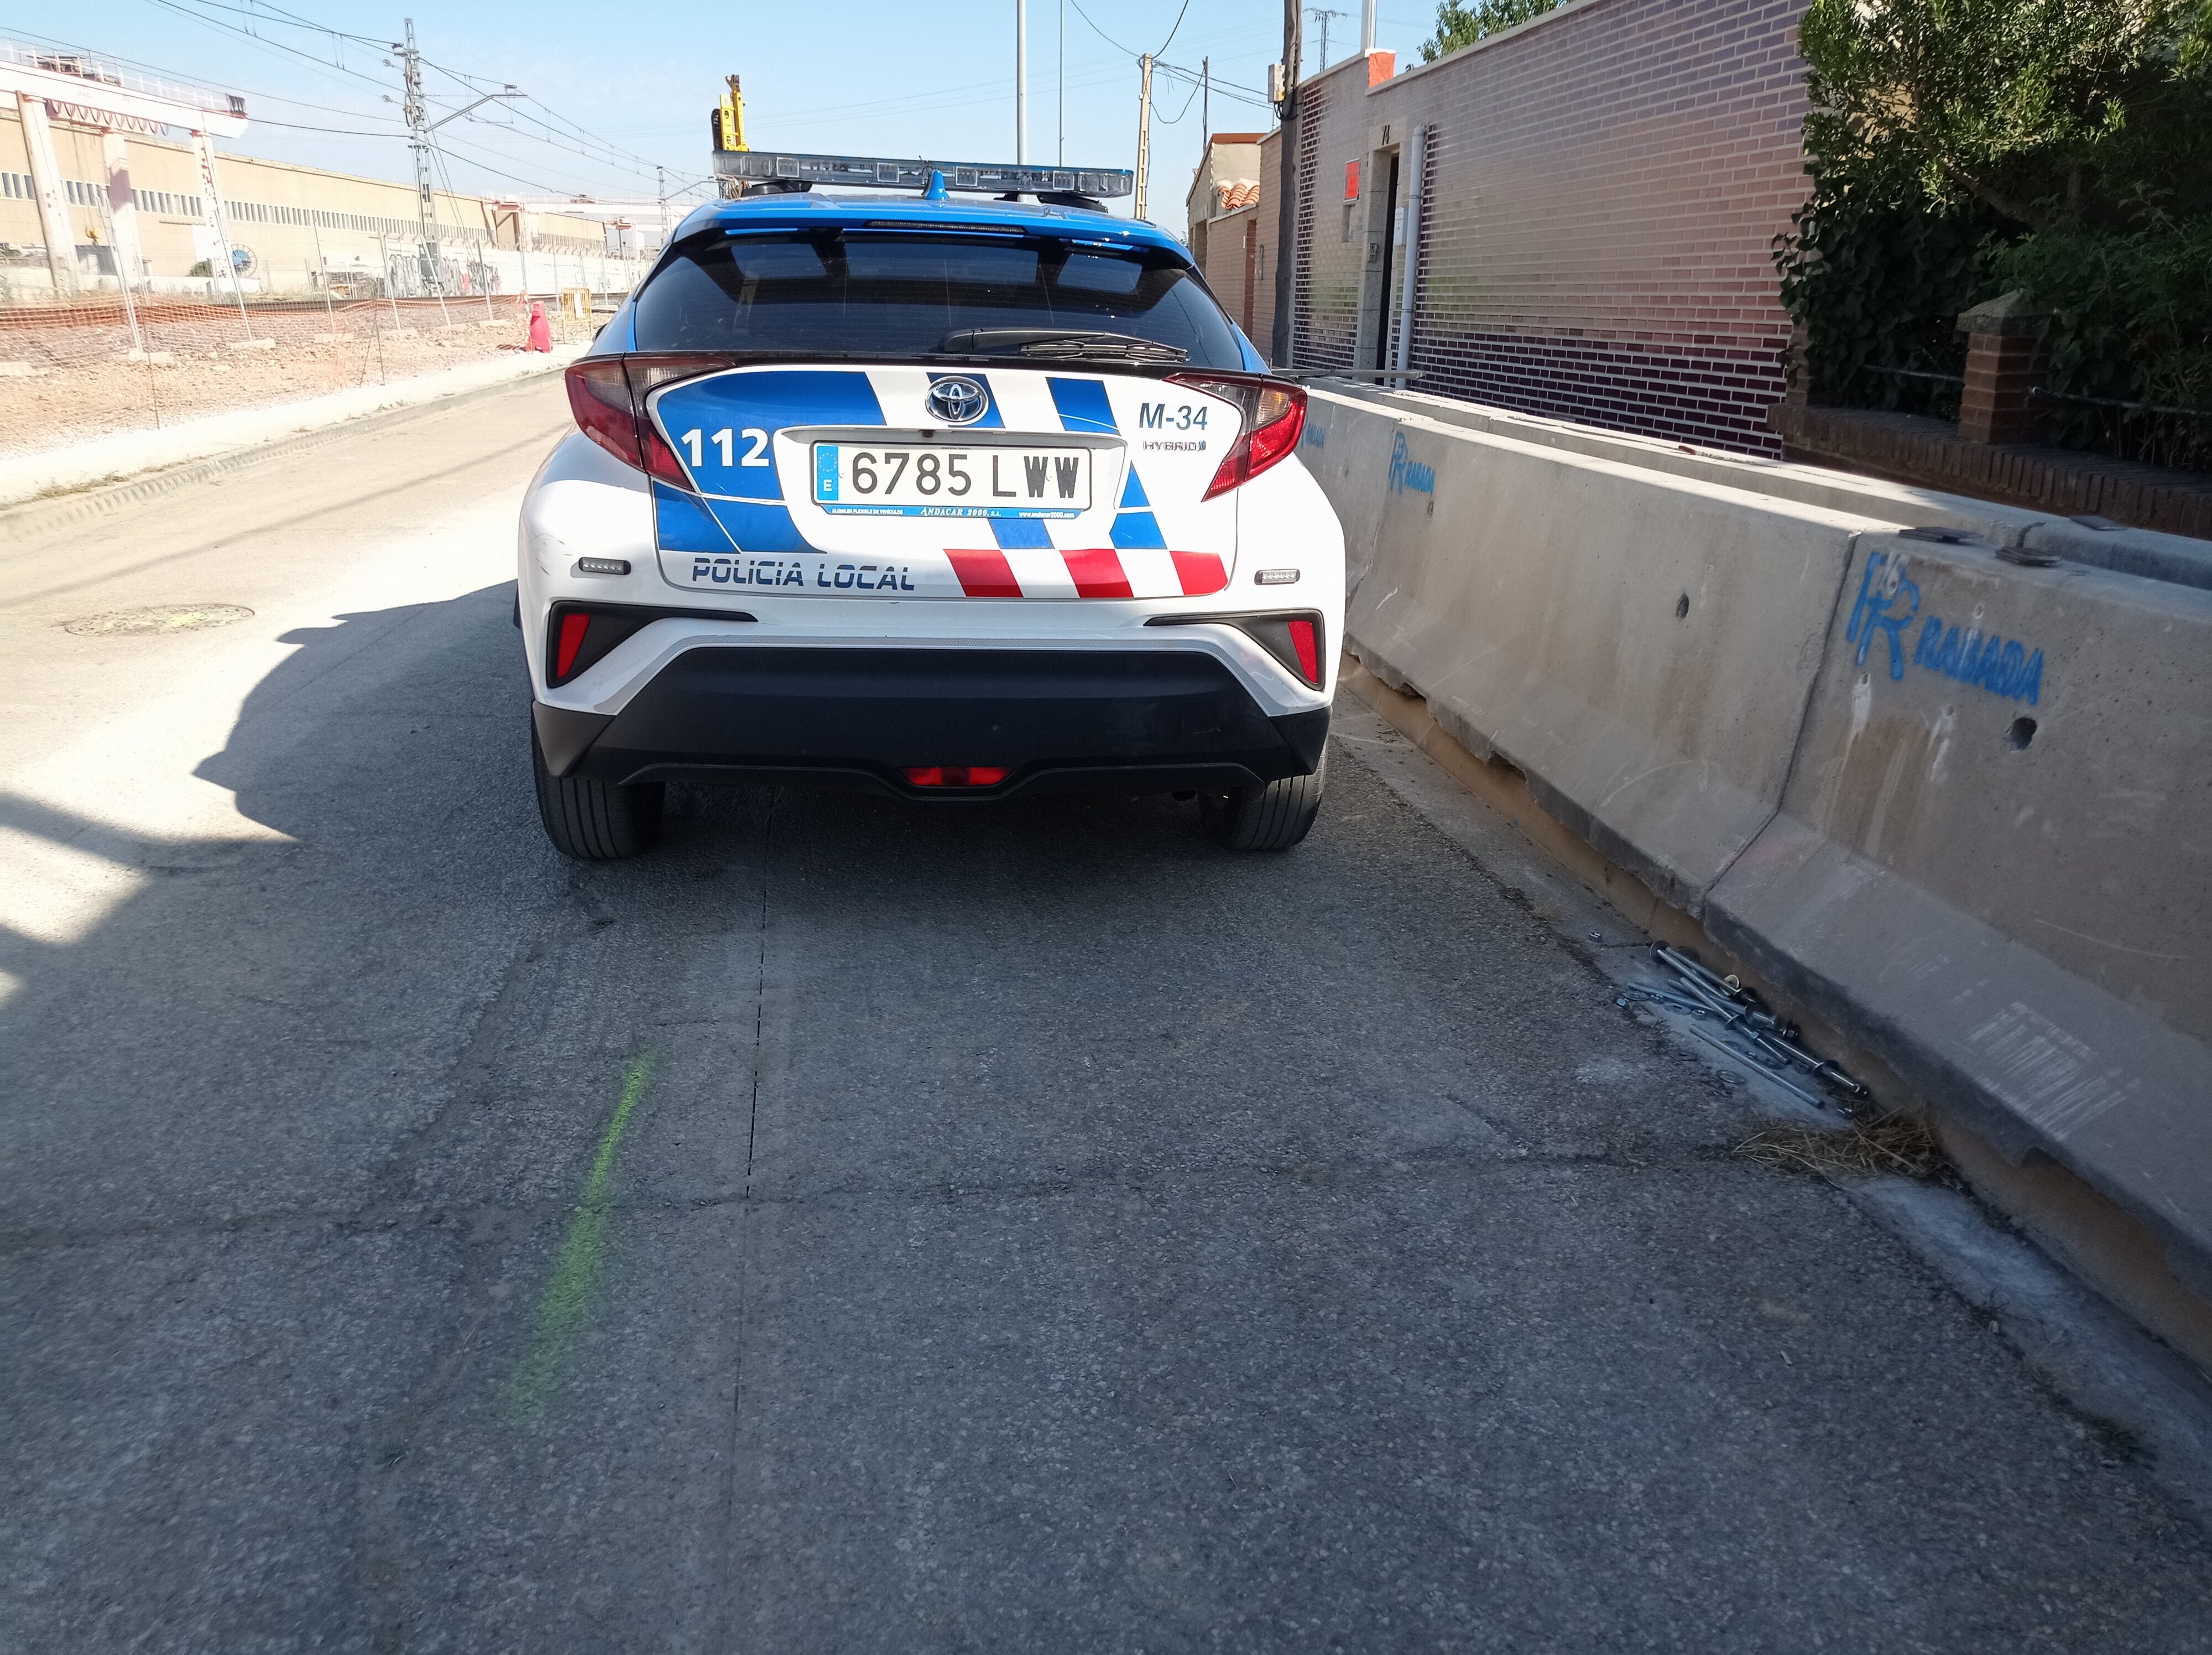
[{"left": 518, "top": 185, "right": 1343, "bottom": 859}]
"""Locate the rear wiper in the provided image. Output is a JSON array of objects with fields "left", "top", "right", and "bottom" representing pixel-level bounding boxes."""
[{"left": 933, "top": 327, "right": 1188, "bottom": 365}]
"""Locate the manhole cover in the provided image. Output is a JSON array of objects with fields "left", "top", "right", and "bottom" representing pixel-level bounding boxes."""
[{"left": 62, "top": 603, "right": 254, "bottom": 637}]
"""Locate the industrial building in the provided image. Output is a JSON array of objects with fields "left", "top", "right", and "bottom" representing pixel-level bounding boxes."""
[{"left": 0, "top": 41, "right": 652, "bottom": 303}]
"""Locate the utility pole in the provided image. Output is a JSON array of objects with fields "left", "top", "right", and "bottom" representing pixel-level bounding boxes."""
[
  {"left": 1306, "top": 7, "right": 1347, "bottom": 73},
  {"left": 1135, "top": 53, "right": 1154, "bottom": 222},
  {"left": 1057, "top": 0, "right": 1065, "bottom": 164},
  {"left": 1202, "top": 55, "right": 1209, "bottom": 144},
  {"left": 656, "top": 163, "right": 669, "bottom": 252},
  {"left": 310, "top": 216, "right": 334, "bottom": 330},
  {"left": 1271, "top": 0, "right": 1300, "bottom": 365},
  {"left": 192, "top": 128, "right": 254, "bottom": 339},
  {"left": 1015, "top": 0, "right": 1028, "bottom": 164},
  {"left": 397, "top": 19, "right": 440, "bottom": 298},
  {"left": 1361, "top": 0, "right": 1377, "bottom": 53}
]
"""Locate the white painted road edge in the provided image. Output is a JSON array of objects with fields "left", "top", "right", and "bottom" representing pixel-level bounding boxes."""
[{"left": 0, "top": 344, "right": 587, "bottom": 509}]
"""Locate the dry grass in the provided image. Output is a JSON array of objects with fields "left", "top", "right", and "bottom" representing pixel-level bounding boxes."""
[{"left": 1735, "top": 1113, "right": 1945, "bottom": 1180}]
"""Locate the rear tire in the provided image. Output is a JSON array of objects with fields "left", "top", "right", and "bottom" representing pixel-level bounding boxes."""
[
  {"left": 1201, "top": 749, "right": 1327, "bottom": 852},
  {"left": 531, "top": 715, "right": 663, "bottom": 860}
]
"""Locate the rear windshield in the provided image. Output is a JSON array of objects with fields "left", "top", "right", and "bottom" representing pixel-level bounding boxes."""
[{"left": 632, "top": 231, "right": 1246, "bottom": 368}]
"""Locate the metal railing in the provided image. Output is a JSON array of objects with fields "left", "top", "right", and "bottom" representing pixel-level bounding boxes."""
[{"left": 0, "top": 38, "right": 242, "bottom": 118}]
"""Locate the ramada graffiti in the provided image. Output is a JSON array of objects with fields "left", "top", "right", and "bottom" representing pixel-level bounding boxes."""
[
  {"left": 1845, "top": 549, "right": 2044, "bottom": 705},
  {"left": 1387, "top": 431, "right": 1436, "bottom": 495}
]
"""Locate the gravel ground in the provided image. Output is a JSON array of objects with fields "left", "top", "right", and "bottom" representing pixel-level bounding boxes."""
[{"left": 0, "top": 296, "right": 598, "bottom": 454}]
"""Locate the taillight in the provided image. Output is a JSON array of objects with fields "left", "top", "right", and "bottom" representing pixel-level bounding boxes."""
[
  {"left": 563, "top": 356, "right": 727, "bottom": 491},
  {"left": 565, "top": 359, "right": 639, "bottom": 470},
  {"left": 1166, "top": 372, "right": 1308, "bottom": 500}
]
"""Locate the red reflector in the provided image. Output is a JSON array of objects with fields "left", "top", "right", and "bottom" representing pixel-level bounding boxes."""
[
  {"left": 903, "top": 766, "right": 1008, "bottom": 788},
  {"left": 554, "top": 611, "right": 591, "bottom": 679},
  {"left": 1286, "top": 617, "right": 1320, "bottom": 683}
]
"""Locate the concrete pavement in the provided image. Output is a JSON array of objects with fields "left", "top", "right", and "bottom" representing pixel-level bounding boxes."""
[{"left": 2, "top": 378, "right": 2208, "bottom": 1652}]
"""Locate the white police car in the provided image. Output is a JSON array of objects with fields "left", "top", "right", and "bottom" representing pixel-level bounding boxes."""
[{"left": 517, "top": 171, "right": 1343, "bottom": 858}]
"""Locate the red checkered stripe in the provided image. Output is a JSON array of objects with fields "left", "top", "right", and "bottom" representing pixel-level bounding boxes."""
[{"left": 944, "top": 547, "right": 1229, "bottom": 599}]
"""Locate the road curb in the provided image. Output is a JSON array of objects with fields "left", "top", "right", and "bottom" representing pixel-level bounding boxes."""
[{"left": 0, "top": 357, "right": 574, "bottom": 544}]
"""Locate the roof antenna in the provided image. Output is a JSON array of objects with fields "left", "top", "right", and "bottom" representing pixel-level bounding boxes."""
[{"left": 924, "top": 168, "right": 950, "bottom": 201}]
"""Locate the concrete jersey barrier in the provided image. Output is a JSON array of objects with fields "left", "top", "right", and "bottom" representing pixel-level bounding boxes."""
[
  {"left": 1302, "top": 390, "right": 1873, "bottom": 913},
  {"left": 1302, "top": 386, "right": 2212, "bottom": 1297},
  {"left": 1345, "top": 383, "right": 2212, "bottom": 594},
  {"left": 1709, "top": 533, "right": 2212, "bottom": 1284}
]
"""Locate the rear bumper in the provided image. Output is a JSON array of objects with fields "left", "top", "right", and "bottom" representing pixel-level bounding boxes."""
[{"left": 535, "top": 646, "right": 1329, "bottom": 797}]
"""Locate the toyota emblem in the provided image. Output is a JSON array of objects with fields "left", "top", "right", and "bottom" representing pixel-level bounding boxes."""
[{"left": 926, "top": 375, "right": 990, "bottom": 425}]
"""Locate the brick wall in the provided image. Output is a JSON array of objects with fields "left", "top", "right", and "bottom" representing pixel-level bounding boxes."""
[
  {"left": 1187, "top": 136, "right": 1279, "bottom": 355},
  {"left": 1196, "top": 202, "right": 1267, "bottom": 343},
  {"left": 1290, "top": 0, "right": 1811, "bottom": 455}
]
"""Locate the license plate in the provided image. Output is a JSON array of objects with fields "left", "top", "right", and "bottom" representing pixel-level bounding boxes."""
[{"left": 811, "top": 442, "right": 1091, "bottom": 518}]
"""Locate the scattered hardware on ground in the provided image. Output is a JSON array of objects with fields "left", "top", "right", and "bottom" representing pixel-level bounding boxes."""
[{"left": 1616, "top": 943, "right": 1871, "bottom": 1113}]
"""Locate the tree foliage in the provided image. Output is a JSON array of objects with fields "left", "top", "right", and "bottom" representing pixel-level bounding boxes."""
[
  {"left": 1799, "top": 0, "right": 2212, "bottom": 233},
  {"left": 1777, "top": 143, "right": 2007, "bottom": 416},
  {"left": 1782, "top": 0, "right": 2212, "bottom": 468},
  {"left": 1418, "top": 0, "right": 1560, "bottom": 63},
  {"left": 1992, "top": 221, "right": 2212, "bottom": 467}
]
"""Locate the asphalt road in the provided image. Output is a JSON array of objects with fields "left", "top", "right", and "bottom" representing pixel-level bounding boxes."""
[{"left": 2, "top": 377, "right": 2208, "bottom": 1653}]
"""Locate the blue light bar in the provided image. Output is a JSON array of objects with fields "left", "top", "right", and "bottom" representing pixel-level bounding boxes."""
[{"left": 713, "top": 149, "right": 1133, "bottom": 199}]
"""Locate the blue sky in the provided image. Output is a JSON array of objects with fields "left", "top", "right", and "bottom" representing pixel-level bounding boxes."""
[{"left": 4, "top": 1, "right": 1442, "bottom": 224}]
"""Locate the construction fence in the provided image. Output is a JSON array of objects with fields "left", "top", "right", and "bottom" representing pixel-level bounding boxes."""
[{"left": 0, "top": 280, "right": 619, "bottom": 456}]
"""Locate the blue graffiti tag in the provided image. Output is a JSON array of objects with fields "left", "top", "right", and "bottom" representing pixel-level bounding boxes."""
[
  {"left": 1911, "top": 616, "right": 2044, "bottom": 704},
  {"left": 1844, "top": 549, "right": 2046, "bottom": 703},
  {"left": 1301, "top": 421, "right": 1326, "bottom": 450},
  {"left": 1387, "top": 430, "right": 1436, "bottom": 495},
  {"left": 1844, "top": 549, "right": 1920, "bottom": 679}
]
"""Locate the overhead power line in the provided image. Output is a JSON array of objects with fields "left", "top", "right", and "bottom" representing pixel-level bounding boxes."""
[
  {"left": 248, "top": 116, "right": 408, "bottom": 136},
  {"left": 138, "top": 0, "right": 390, "bottom": 90},
  {"left": 128, "top": 0, "right": 681, "bottom": 192},
  {"left": 1154, "top": 59, "right": 1272, "bottom": 109}
]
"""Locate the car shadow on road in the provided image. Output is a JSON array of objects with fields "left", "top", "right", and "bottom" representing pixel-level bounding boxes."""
[{"left": 0, "top": 579, "right": 1354, "bottom": 1644}]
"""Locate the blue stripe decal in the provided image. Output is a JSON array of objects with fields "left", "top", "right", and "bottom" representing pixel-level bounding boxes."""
[
  {"left": 1110, "top": 511, "right": 1167, "bottom": 550},
  {"left": 652, "top": 369, "right": 885, "bottom": 501},
  {"left": 1047, "top": 377, "right": 1118, "bottom": 435},
  {"left": 1118, "top": 467, "right": 1151, "bottom": 509},
  {"left": 933, "top": 373, "right": 1005, "bottom": 429},
  {"left": 989, "top": 516, "right": 1055, "bottom": 550},
  {"left": 653, "top": 482, "right": 734, "bottom": 551},
  {"left": 703, "top": 498, "right": 812, "bottom": 552}
]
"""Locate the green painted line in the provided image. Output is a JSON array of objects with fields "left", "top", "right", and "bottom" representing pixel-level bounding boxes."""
[{"left": 501, "top": 1053, "right": 655, "bottom": 1421}]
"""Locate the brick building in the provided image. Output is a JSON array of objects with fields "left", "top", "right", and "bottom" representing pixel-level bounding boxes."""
[
  {"left": 1185, "top": 132, "right": 1276, "bottom": 348},
  {"left": 1201, "top": 0, "right": 1812, "bottom": 456}
]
